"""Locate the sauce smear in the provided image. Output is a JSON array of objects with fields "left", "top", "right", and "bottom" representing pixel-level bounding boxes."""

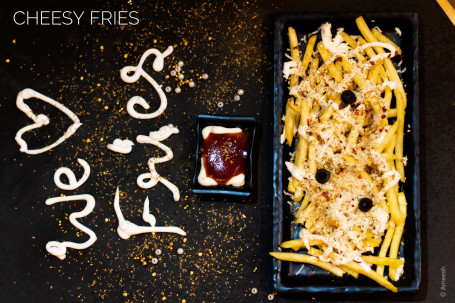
[{"left": 201, "top": 130, "right": 249, "bottom": 185}]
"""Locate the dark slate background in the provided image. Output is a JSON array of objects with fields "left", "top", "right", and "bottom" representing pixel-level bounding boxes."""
[{"left": 0, "top": 0, "right": 454, "bottom": 302}]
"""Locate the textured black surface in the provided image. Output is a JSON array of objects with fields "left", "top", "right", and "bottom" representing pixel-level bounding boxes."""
[
  {"left": 0, "top": 0, "right": 454, "bottom": 302},
  {"left": 273, "top": 13, "right": 420, "bottom": 294}
]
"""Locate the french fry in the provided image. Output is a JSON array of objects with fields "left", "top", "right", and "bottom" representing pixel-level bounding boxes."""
[
  {"left": 295, "top": 193, "right": 311, "bottom": 224},
  {"left": 362, "top": 255, "right": 404, "bottom": 267},
  {"left": 317, "top": 42, "right": 343, "bottom": 82},
  {"left": 395, "top": 90, "right": 406, "bottom": 182},
  {"left": 375, "top": 121, "right": 399, "bottom": 152},
  {"left": 376, "top": 222, "right": 396, "bottom": 276},
  {"left": 387, "top": 108, "right": 397, "bottom": 118},
  {"left": 288, "top": 27, "right": 301, "bottom": 87},
  {"left": 389, "top": 193, "right": 407, "bottom": 281},
  {"left": 270, "top": 252, "right": 345, "bottom": 277},
  {"left": 347, "top": 110, "right": 365, "bottom": 144},
  {"left": 301, "top": 35, "right": 317, "bottom": 74},
  {"left": 368, "top": 59, "right": 382, "bottom": 85},
  {"left": 383, "top": 85, "right": 393, "bottom": 110},
  {"left": 343, "top": 261, "right": 398, "bottom": 292},
  {"left": 280, "top": 239, "right": 323, "bottom": 251},
  {"left": 284, "top": 99, "right": 297, "bottom": 146},
  {"left": 320, "top": 99, "right": 341, "bottom": 121},
  {"left": 309, "top": 56, "right": 319, "bottom": 72}
]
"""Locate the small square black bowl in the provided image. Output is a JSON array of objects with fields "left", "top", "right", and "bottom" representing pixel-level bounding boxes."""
[{"left": 192, "top": 114, "right": 257, "bottom": 196}]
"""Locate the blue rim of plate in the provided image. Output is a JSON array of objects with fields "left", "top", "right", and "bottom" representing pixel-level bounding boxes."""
[
  {"left": 272, "top": 13, "right": 420, "bottom": 294},
  {"left": 192, "top": 114, "right": 257, "bottom": 196}
]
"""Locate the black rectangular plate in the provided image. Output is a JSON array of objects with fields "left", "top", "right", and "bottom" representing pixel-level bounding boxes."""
[
  {"left": 192, "top": 114, "right": 257, "bottom": 196},
  {"left": 272, "top": 13, "right": 420, "bottom": 294}
]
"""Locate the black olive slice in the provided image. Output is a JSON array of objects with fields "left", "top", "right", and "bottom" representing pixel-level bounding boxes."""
[
  {"left": 359, "top": 198, "right": 373, "bottom": 212},
  {"left": 315, "top": 168, "right": 330, "bottom": 184},
  {"left": 341, "top": 90, "right": 356, "bottom": 105}
]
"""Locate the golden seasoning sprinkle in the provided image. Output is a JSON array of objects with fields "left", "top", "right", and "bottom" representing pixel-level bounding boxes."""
[
  {"left": 96, "top": 83, "right": 101, "bottom": 87},
  {"left": 123, "top": 292, "right": 128, "bottom": 297},
  {"left": 5, "top": 59, "right": 10, "bottom": 63},
  {"left": 80, "top": 76, "right": 84, "bottom": 80},
  {"left": 12, "top": 39, "right": 16, "bottom": 44},
  {"left": 124, "top": 54, "right": 128, "bottom": 58}
]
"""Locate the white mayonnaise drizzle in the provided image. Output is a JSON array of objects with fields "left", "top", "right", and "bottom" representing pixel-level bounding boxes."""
[
  {"left": 45, "top": 194, "right": 97, "bottom": 260},
  {"left": 120, "top": 46, "right": 173, "bottom": 119},
  {"left": 197, "top": 126, "right": 245, "bottom": 187},
  {"left": 54, "top": 158, "right": 90, "bottom": 190},
  {"left": 201, "top": 126, "right": 242, "bottom": 139},
  {"left": 136, "top": 125, "right": 180, "bottom": 201},
  {"left": 113, "top": 187, "right": 186, "bottom": 239},
  {"left": 107, "top": 138, "right": 134, "bottom": 154},
  {"left": 15, "top": 88, "right": 82, "bottom": 154}
]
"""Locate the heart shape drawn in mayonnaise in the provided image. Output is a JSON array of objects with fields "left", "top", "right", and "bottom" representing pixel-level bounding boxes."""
[{"left": 15, "top": 88, "right": 82, "bottom": 154}]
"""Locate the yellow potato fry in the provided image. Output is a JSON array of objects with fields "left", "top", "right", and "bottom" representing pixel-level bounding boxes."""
[
  {"left": 307, "top": 143, "right": 317, "bottom": 174},
  {"left": 375, "top": 121, "right": 399, "bottom": 152},
  {"left": 343, "top": 261, "right": 398, "bottom": 292},
  {"left": 284, "top": 99, "right": 297, "bottom": 146},
  {"left": 353, "top": 74, "right": 367, "bottom": 89},
  {"left": 386, "top": 182, "right": 404, "bottom": 226},
  {"left": 368, "top": 59, "right": 382, "bottom": 85},
  {"left": 362, "top": 255, "right": 404, "bottom": 267},
  {"left": 310, "top": 56, "right": 320, "bottom": 72},
  {"left": 387, "top": 108, "right": 397, "bottom": 118},
  {"left": 339, "top": 265, "right": 360, "bottom": 279},
  {"left": 280, "top": 239, "right": 323, "bottom": 251},
  {"left": 269, "top": 252, "right": 345, "bottom": 277},
  {"left": 388, "top": 224, "right": 404, "bottom": 281},
  {"left": 317, "top": 42, "right": 343, "bottom": 82},
  {"left": 301, "top": 35, "right": 317, "bottom": 74},
  {"left": 288, "top": 27, "right": 301, "bottom": 87},
  {"left": 384, "top": 85, "right": 393, "bottom": 110},
  {"left": 295, "top": 193, "right": 311, "bottom": 224},
  {"left": 320, "top": 99, "right": 341, "bottom": 121},
  {"left": 381, "top": 153, "right": 397, "bottom": 160},
  {"left": 340, "top": 31, "right": 358, "bottom": 48},
  {"left": 377, "top": 222, "right": 396, "bottom": 276},
  {"left": 347, "top": 111, "right": 365, "bottom": 144},
  {"left": 395, "top": 90, "right": 406, "bottom": 182}
]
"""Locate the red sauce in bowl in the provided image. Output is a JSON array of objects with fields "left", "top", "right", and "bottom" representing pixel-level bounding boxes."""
[{"left": 201, "top": 130, "right": 249, "bottom": 185}]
